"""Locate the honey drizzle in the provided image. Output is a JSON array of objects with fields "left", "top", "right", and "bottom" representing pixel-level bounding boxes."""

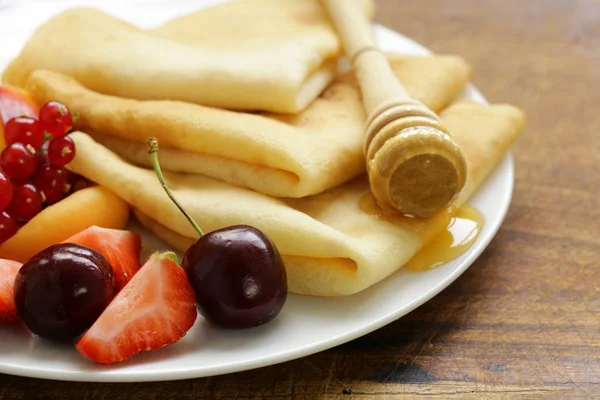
[{"left": 358, "top": 192, "right": 484, "bottom": 271}]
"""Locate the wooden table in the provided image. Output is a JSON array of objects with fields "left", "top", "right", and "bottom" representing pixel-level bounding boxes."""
[{"left": 1, "top": 0, "right": 599, "bottom": 398}]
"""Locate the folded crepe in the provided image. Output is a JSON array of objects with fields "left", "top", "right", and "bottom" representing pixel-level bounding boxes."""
[
  {"left": 67, "top": 102, "right": 525, "bottom": 296},
  {"left": 24, "top": 54, "right": 471, "bottom": 198},
  {"left": 2, "top": 0, "right": 373, "bottom": 113}
]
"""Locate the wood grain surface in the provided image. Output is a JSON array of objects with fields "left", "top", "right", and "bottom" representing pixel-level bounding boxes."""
[{"left": 1, "top": 0, "right": 599, "bottom": 398}]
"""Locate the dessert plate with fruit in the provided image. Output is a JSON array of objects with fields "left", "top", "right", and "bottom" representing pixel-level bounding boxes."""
[{"left": 0, "top": 0, "right": 515, "bottom": 382}]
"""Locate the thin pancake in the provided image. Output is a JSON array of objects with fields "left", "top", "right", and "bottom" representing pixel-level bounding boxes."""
[
  {"left": 2, "top": 0, "right": 373, "bottom": 113},
  {"left": 25, "top": 55, "right": 471, "bottom": 198},
  {"left": 67, "top": 101, "right": 525, "bottom": 296}
]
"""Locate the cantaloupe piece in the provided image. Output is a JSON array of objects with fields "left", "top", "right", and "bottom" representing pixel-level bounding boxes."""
[{"left": 0, "top": 186, "right": 129, "bottom": 262}]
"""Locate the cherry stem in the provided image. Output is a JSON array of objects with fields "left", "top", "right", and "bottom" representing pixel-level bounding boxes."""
[{"left": 147, "top": 138, "right": 205, "bottom": 237}]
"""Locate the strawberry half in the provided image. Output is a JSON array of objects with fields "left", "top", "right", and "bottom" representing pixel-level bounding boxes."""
[
  {"left": 65, "top": 226, "right": 141, "bottom": 292},
  {"left": 76, "top": 252, "right": 197, "bottom": 364},
  {"left": 0, "top": 258, "right": 22, "bottom": 324}
]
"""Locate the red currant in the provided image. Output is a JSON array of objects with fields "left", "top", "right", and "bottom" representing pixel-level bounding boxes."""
[
  {"left": 4, "top": 116, "right": 44, "bottom": 148},
  {"left": 0, "top": 211, "right": 18, "bottom": 244},
  {"left": 36, "top": 139, "right": 50, "bottom": 166},
  {"left": 0, "top": 171, "right": 13, "bottom": 211},
  {"left": 33, "top": 166, "right": 68, "bottom": 204},
  {"left": 64, "top": 168, "right": 76, "bottom": 184},
  {"left": 0, "top": 143, "right": 39, "bottom": 181},
  {"left": 72, "top": 178, "right": 89, "bottom": 193},
  {"left": 47, "top": 136, "right": 76, "bottom": 167},
  {"left": 9, "top": 183, "right": 43, "bottom": 222},
  {"left": 39, "top": 101, "right": 72, "bottom": 137},
  {"left": 37, "top": 150, "right": 50, "bottom": 167},
  {"left": 63, "top": 169, "right": 78, "bottom": 192}
]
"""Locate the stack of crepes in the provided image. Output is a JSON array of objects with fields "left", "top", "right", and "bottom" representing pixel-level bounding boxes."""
[{"left": 2, "top": 0, "right": 525, "bottom": 296}]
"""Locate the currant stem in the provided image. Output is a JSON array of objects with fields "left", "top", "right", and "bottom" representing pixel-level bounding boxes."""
[{"left": 147, "top": 138, "right": 205, "bottom": 237}]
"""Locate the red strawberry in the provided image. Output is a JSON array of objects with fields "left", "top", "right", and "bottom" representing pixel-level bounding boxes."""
[
  {"left": 76, "top": 252, "right": 197, "bottom": 364},
  {"left": 0, "top": 259, "right": 22, "bottom": 324},
  {"left": 65, "top": 226, "right": 141, "bottom": 292}
]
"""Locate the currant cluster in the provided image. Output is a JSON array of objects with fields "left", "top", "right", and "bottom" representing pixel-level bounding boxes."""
[{"left": 0, "top": 101, "right": 79, "bottom": 244}]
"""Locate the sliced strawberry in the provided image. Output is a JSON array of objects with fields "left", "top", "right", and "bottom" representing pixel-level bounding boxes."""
[
  {"left": 76, "top": 252, "right": 197, "bottom": 364},
  {"left": 65, "top": 226, "right": 141, "bottom": 292},
  {"left": 0, "top": 258, "right": 22, "bottom": 324}
]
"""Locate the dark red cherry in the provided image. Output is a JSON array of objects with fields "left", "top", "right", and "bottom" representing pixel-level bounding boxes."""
[
  {"left": 147, "top": 138, "right": 287, "bottom": 329},
  {"left": 182, "top": 225, "right": 287, "bottom": 329},
  {"left": 14, "top": 243, "right": 114, "bottom": 341}
]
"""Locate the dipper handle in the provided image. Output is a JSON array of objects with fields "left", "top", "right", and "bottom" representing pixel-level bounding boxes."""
[{"left": 322, "top": 0, "right": 467, "bottom": 217}]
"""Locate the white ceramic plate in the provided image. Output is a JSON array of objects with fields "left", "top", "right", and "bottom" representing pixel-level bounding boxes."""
[{"left": 0, "top": 0, "right": 513, "bottom": 382}]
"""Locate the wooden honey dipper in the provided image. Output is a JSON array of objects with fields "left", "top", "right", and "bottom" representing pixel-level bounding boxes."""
[{"left": 321, "top": 0, "right": 468, "bottom": 217}]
